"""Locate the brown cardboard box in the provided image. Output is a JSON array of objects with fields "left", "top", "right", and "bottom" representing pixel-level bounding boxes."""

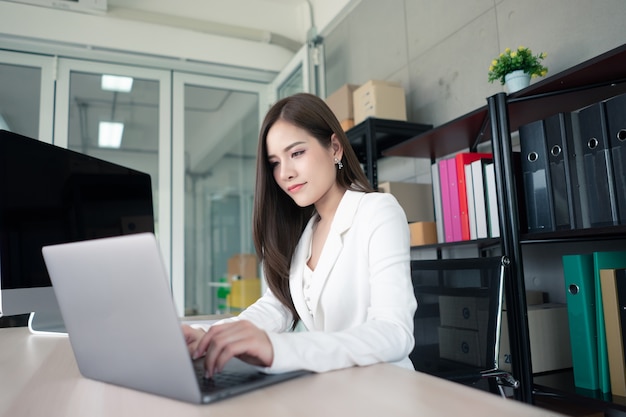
[
  {"left": 325, "top": 84, "right": 358, "bottom": 122},
  {"left": 499, "top": 303, "right": 571, "bottom": 373},
  {"left": 340, "top": 118, "right": 355, "bottom": 131},
  {"left": 227, "top": 253, "right": 258, "bottom": 281},
  {"left": 408, "top": 221, "right": 437, "bottom": 246},
  {"left": 439, "top": 295, "right": 489, "bottom": 330},
  {"left": 228, "top": 278, "right": 261, "bottom": 310},
  {"left": 438, "top": 326, "right": 483, "bottom": 366},
  {"left": 378, "top": 181, "right": 434, "bottom": 223},
  {"left": 353, "top": 80, "right": 407, "bottom": 125},
  {"left": 502, "top": 290, "right": 545, "bottom": 310}
]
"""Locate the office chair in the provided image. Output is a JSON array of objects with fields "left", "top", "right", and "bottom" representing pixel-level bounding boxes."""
[{"left": 409, "top": 256, "right": 519, "bottom": 397}]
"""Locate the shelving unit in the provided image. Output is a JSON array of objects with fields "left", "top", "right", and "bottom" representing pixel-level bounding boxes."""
[
  {"left": 385, "top": 43, "right": 626, "bottom": 410},
  {"left": 345, "top": 118, "right": 431, "bottom": 189}
]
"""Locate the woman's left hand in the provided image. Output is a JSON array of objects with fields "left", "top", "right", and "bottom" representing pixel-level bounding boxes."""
[{"left": 193, "top": 320, "right": 274, "bottom": 378}]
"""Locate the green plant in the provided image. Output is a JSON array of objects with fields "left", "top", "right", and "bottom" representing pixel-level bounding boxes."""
[{"left": 488, "top": 46, "right": 548, "bottom": 84}]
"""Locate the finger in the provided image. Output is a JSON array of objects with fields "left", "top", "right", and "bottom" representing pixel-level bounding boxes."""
[
  {"left": 182, "top": 325, "right": 205, "bottom": 357},
  {"left": 203, "top": 322, "right": 273, "bottom": 377},
  {"left": 203, "top": 323, "right": 243, "bottom": 377}
]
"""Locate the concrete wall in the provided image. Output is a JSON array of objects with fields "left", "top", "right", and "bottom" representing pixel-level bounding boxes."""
[{"left": 322, "top": 0, "right": 626, "bottom": 183}]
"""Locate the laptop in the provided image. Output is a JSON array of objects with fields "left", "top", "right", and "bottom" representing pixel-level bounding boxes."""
[{"left": 41, "top": 232, "right": 310, "bottom": 404}]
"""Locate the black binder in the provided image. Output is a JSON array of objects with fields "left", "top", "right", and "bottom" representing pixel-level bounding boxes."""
[
  {"left": 616, "top": 269, "right": 626, "bottom": 365},
  {"left": 604, "top": 93, "right": 626, "bottom": 225},
  {"left": 576, "top": 102, "right": 619, "bottom": 228},
  {"left": 519, "top": 119, "right": 554, "bottom": 232},
  {"left": 545, "top": 112, "right": 581, "bottom": 230}
]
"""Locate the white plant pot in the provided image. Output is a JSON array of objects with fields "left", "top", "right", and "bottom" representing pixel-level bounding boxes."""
[{"left": 504, "top": 70, "right": 531, "bottom": 93}]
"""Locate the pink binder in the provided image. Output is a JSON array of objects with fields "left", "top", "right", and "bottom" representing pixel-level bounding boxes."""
[{"left": 438, "top": 158, "right": 454, "bottom": 242}]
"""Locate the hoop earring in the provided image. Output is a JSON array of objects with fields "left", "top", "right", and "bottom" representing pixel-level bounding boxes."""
[{"left": 334, "top": 157, "right": 343, "bottom": 170}]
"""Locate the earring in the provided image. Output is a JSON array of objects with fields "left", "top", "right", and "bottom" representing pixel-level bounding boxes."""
[{"left": 334, "top": 157, "right": 343, "bottom": 170}]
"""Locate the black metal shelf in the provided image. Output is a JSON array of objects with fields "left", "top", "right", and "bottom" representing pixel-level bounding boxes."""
[
  {"left": 410, "top": 237, "right": 501, "bottom": 251},
  {"left": 391, "top": 42, "right": 626, "bottom": 409},
  {"left": 345, "top": 117, "right": 431, "bottom": 188},
  {"left": 520, "top": 225, "right": 626, "bottom": 245}
]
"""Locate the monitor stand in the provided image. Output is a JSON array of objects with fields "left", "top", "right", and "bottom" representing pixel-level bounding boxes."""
[{"left": 28, "top": 309, "right": 67, "bottom": 335}]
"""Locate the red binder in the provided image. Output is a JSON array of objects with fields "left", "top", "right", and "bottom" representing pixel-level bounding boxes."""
[{"left": 455, "top": 153, "right": 492, "bottom": 240}]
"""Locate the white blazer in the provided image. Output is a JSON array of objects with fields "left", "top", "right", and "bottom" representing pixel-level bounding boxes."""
[{"left": 229, "top": 190, "right": 417, "bottom": 373}]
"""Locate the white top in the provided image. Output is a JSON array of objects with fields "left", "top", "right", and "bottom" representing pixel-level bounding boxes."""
[{"left": 208, "top": 190, "right": 417, "bottom": 374}]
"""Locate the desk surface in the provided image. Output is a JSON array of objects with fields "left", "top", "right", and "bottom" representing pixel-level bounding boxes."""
[{"left": 0, "top": 327, "right": 563, "bottom": 417}]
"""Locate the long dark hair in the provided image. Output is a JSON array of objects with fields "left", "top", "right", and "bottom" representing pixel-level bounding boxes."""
[{"left": 253, "top": 93, "right": 374, "bottom": 329}]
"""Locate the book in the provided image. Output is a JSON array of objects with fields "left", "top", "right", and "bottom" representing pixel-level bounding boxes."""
[
  {"left": 599, "top": 268, "right": 626, "bottom": 397},
  {"left": 454, "top": 152, "right": 492, "bottom": 240}
]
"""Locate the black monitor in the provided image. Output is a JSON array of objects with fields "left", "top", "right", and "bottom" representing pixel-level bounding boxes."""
[{"left": 0, "top": 130, "right": 155, "bottom": 333}]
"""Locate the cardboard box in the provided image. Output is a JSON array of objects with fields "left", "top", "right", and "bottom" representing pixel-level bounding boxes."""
[
  {"left": 439, "top": 295, "right": 489, "bottom": 330},
  {"left": 228, "top": 278, "right": 261, "bottom": 310},
  {"left": 378, "top": 181, "right": 434, "bottom": 223},
  {"left": 499, "top": 303, "right": 572, "bottom": 373},
  {"left": 408, "top": 221, "right": 437, "bottom": 246},
  {"left": 353, "top": 80, "right": 407, "bottom": 125},
  {"left": 325, "top": 84, "right": 358, "bottom": 123},
  {"left": 438, "top": 326, "right": 483, "bottom": 367},
  {"left": 502, "top": 290, "right": 545, "bottom": 310},
  {"left": 227, "top": 253, "right": 258, "bottom": 281},
  {"left": 340, "top": 119, "right": 355, "bottom": 131}
]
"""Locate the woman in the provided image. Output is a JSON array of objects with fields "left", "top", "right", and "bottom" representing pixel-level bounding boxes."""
[{"left": 183, "top": 93, "right": 417, "bottom": 378}]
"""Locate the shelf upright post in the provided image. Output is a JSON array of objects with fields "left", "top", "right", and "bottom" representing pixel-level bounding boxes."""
[
  {"left": 487, "top": 92, "right": 533, "bottom": 403},
  {"left": 363, "top": 118, "right": 378, "bottom": 189}
]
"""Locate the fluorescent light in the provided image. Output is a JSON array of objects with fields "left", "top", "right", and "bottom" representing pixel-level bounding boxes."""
[
  {"left": 98, "top": 121, "right": 124, "bottom": 148},
  {"left": 101, "top": 75, "right": 133, "bottom": 93}
]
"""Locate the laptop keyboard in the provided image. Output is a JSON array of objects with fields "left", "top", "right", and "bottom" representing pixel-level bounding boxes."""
[{"left": 193, "top": 360, "right": 266, "bottom": 393}]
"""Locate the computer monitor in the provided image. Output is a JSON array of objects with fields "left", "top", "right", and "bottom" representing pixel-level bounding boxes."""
[{"left": 0, "top": 130, "right": 155, "bottom": 333}]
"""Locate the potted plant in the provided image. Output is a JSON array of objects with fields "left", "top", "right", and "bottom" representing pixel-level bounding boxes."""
[{"left": 488, "top": 46, "right": 548, "bottom": 92}]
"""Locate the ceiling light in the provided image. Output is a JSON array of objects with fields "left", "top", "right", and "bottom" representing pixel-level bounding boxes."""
[
  {"left": 101, "top": 75, "right": 134, "bottom": 93},
  {"left": 98, "top": 121, "right": 124, "bottom": 148}
]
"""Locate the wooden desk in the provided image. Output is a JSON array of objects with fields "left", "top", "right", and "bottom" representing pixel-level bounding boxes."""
[{"left": 0, "top": 327, "right": 563, "bottom": 417}]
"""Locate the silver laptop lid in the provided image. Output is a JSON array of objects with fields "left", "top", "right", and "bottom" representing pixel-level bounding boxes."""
[{"left": 42, "top": 233, "right": 203, "bottom": 403}]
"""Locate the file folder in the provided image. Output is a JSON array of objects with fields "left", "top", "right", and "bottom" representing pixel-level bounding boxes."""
[
  {"left": 431, "top": 162, "right": 445, "bottom": 243},
  {"left": 438, "top": 158, "right": 454, "bottom": 242},
  {"left": 470, "top": 158, "right": 491, "bottom": 239},
  {"left": 519, "top": 119, "right": 554, "bottom": 233},
  {"left": 544, "top": 113, "right": 581, "bottom": 230},
  {"left": 562, "top": 253, "right": 598, "bottom": 391},
  {"left": 593, "top": 250, "right": 626, "bottom": 394},
  {"left": 484, "top": 162, "right": 499, "bottom": 238},
  {"left": 576, "top": 102, "right": 619, "bottom": 227},
  {"left": 454, "top": 152, "right": 492, "bottom": 240},
  {"left": 446, "top": 157, "right": 462, "bottom": 241},
  {"left": 603, "top": 93, "right": 626, "bottom": 225},
  {"left": 616, "top": 269, "right": 626, "bottom": 383},
  {"left": 599, "top": 268, "right": 626, "bottom": 397}
]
